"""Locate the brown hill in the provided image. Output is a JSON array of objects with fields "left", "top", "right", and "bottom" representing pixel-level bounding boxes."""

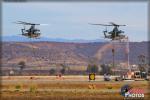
[{"left": 2, "top": 41, "right": 149, "bottom": 68}]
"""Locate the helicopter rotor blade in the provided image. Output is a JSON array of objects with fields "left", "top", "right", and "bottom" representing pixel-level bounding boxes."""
[
  {"left": 17, "top": 21, "right": 40, "bottom": 25},
  {"left": 88, "top": 23, "right": 112, "bottom": 26},
  {"left": 39, "top": 24, "right": 49, "bottom": 26},
  {"left": 13, "top": 21, "right": 31, "bottom": 25},
  {"left": 14, "top": 21, "right": 48, "bottom": 26},
  {"left": 17, "top": 21, "right": 32, "bottom": 25},
  {"left": 13, "top": 22, "right": 24, "bottom": 24},
  {"left": 109, "top": 22, "right": 126, "bottom": 26}
]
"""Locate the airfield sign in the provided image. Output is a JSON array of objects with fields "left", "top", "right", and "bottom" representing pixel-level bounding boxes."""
[{"left": 89, "top": 73, "right": 95, "bottom": 81}]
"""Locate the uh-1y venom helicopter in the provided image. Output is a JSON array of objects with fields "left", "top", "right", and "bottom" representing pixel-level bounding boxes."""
[
  {"left": 14, "top": 21, "right": 47, "bottom": 38},
  {"left": 89, "top": 22, "right": 126, "bottom": 40}
]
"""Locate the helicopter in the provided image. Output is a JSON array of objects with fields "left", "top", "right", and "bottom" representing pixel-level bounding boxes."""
[
  {"left": 14, "top": 21, "right": 46, "bottom": 38},
  {"left": 89, "top": 22, "right": 126, "bottom": 40}
]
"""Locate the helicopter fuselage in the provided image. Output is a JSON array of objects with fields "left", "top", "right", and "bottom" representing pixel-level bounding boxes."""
[
  {"left": 21, "top": 25, "right": 41, "bottom": 38},
  {"left": 89, "top": 22, "right": 126, "bottom": 40},
  {"left": 104, "top": 26, "right": 125, "bottom": 40},
  {"left": 14, "top": 21, "right": 42, "bottom": 38},
  {"left": 22, "top": 33, "right": 40, "bottom": 38}
]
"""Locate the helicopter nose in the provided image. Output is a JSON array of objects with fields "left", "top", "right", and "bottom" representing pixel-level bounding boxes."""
[{"left": 121, "top": 30, "right": 124, "bottom": 33}]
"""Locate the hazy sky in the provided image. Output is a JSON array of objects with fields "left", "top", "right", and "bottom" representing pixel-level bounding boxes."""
[{"left": 2, "top": 2, "right": 148, "bottom": 42}]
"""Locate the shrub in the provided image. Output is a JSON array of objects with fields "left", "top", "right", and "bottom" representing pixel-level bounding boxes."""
[
  {"left": 30, "top": 85, "right": 37, "bottom": 93},
  {"left": 15, "top": 85, "right": 21, "bottom": 92}
]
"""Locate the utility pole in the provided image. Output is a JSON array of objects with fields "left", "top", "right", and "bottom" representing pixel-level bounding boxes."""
[
  {"left": 112, "top": 43, "right": 115, "bottom": 68},
  {"left": 138, "top": 54, "right": 146, "bottom": 72},
  {"left": 126, "top": 37, "right": 130, "bottom": 72}
]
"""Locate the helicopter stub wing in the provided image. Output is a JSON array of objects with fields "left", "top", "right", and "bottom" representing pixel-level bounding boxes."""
[{"left": 112, "top": 35, "right": 126, "bottom": 40}]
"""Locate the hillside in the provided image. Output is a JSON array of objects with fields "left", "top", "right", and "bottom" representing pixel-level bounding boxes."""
[{"left": 2, "top": 41, "right": 149, "bottom": 69}]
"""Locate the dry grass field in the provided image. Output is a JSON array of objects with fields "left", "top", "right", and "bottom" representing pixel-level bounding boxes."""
[{"left": 1, "top": 76, "right": 150, "bottom": 100}]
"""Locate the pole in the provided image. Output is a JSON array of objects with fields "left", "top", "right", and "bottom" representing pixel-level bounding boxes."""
[
  {"left": 126, "top": 37, "right": 130, "bottom": 72},
  {"left": 112, "top": 41, "right": 115, "bottom": 68}
]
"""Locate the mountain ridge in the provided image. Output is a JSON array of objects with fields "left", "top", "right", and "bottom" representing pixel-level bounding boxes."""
[
  {"left": 2, "top": 41, "right": 149, "bottom": 69},
  {"left": 2, "top": 35, "right": 108, "bottom": 43}
]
